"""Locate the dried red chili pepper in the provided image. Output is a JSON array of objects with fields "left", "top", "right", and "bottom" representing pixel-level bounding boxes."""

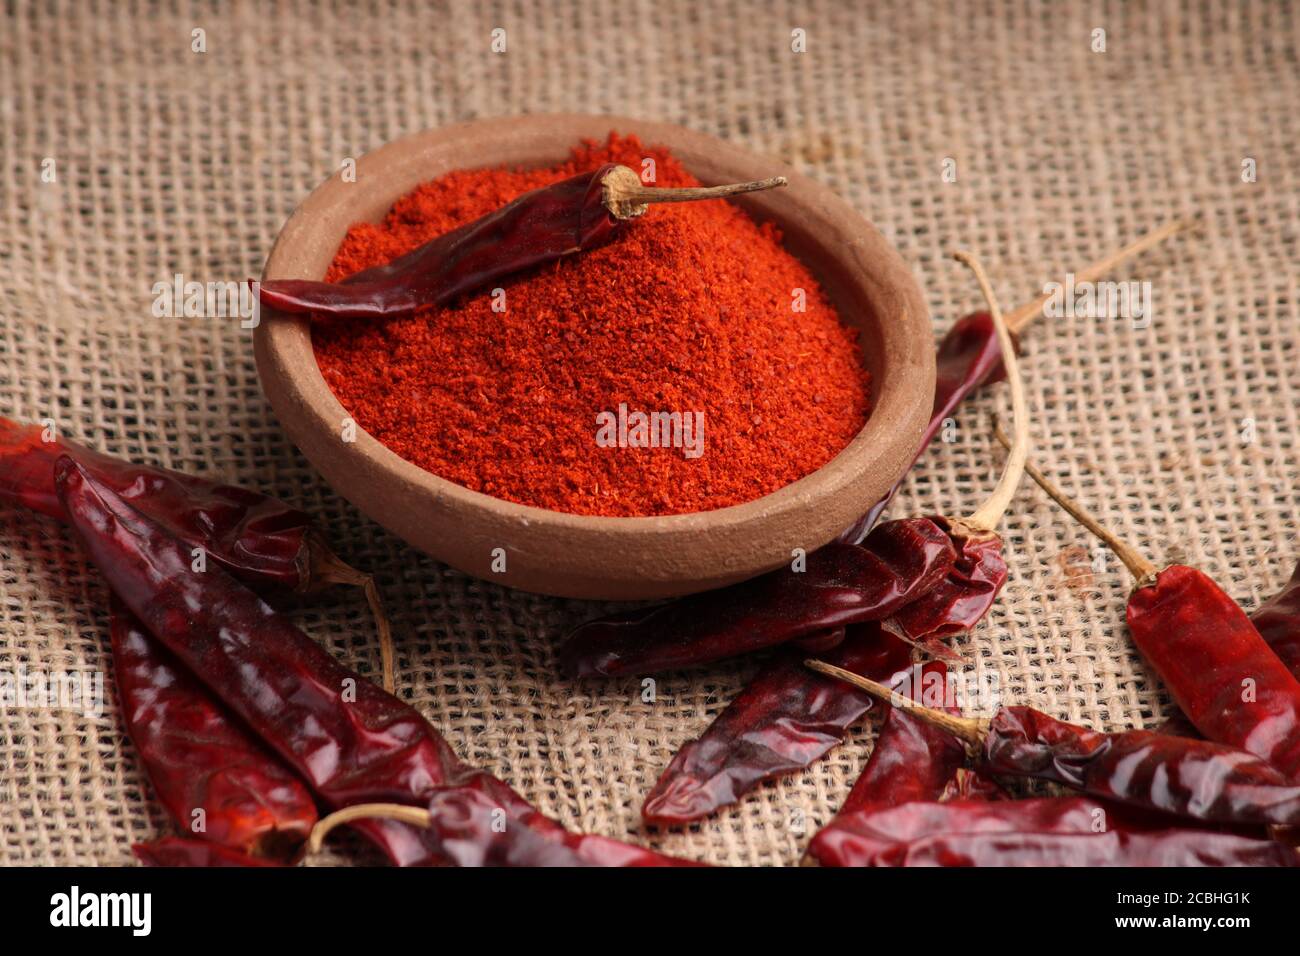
[
  {"left": 798, "top": 662, "right": 987, "bottom": 863},
  {"left": 111, "top": 597, "right": 318, "bottom": 859},
  {"left": 562, "top": 251, "right": 1029, "bottom": 681},
  {"left": 1002, "top": 437, "right": 1300, "bottom": 777},
  {"left": 872, "top": 829, "right": 1296, "bottom": 866},
  {"left": 561, "top": 527, "right": 955, "bottom": 678},
  {"left": 641, "top": 624, "right": 911, "bottom": 826},
  {"left": 1155, "top": 557, "right": 1300, "bottom": 730},
  {"left": 1253, "top": 560, "right": 1300, "bottom": 678},
  {"left": 805, "top": 798, "right": 1296, "bottom": 867},
  {"left": 58, "top": 456, "right": 696, "bottom": 867},
  {"left": 256, "top": 166, "right": 785, "bottom": 318},
  {"left": 809, "top": 661, "right": 1300, "bottom": 828},
  {"left": 133, "top": 837, "right": 285, "bottom": 868},
  {"left": 837, "top": 660, "right": 966, "bottom": 815},
  {"left": 0, "top": 415, "right": 394, "bottom": 690}
]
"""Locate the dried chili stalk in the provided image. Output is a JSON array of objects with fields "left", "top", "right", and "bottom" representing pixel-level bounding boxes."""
[
  {"left": 59, "top": 456, "right": 695, "bottom": 867},
  {"left": 1000, "top": 432, "right": 1300, "bottom": 777},
  {"left": 257, "top": 165, "right": 786, "bottom": 318},
  {"left": 808, "top": 661, "right": 1300, "bottom": 827},
  {"left": 0, "top": 415, "right": 394, "bottom": 690},
  {"left": 111, "top": 597, "right": 318, "bottom": 859},
  {"left": 805, "top": 797, "right": 1296, "bottom": 867}
]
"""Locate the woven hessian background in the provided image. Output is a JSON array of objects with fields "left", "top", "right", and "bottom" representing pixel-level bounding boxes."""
[{"left": 1, "top": 1, "right": 1297, "bottom": 866}]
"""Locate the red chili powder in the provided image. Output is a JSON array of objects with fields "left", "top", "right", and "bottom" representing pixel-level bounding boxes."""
[{"left": 313, "top": 134, "right": 870, "bottom": 517}]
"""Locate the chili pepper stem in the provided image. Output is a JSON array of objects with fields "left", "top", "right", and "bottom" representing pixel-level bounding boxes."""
[
  {"left": 950, "top": 251, "right": 1029, "bottom": 536},
  {"left": 804, "top": 660, "right": 990, "bottom": 746},
  {"left": 600, "top": 165, "right": 788, "bottom": 220},
  {"left": 991, "top": 420, "right": 1158, "bottom": 586},
  {"left": 1005, "top": 219, "right": 1196, "bottom": 335},
  {"left": 307, "top": 803, "right": 432, "bottom": 855},
  {"left": 309, "top": 547, "right": 397, "bottom": 693}
]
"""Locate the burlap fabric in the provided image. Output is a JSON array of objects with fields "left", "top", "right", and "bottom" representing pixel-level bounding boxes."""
[{"left": 1, "top": 1, "right": 1297, "bottom": 866}]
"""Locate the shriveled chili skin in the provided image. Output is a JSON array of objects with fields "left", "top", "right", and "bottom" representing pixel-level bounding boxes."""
[
  {"left": 883, "top": 523, "right": 1008, "bottom": 659},
  {"left": 839, "top": 311, "right": 1010, "bottom": 544},
  {"left": 60, "top": 455, "right": 462, "bottom": 865},
  {"left": 425, "top": 782, "right": 703, "bottom": 866},
  {"left": 641, "top": 625, "right": 910, "bottom": 826},
  {"left": 808, "top": 799, "right": 1296, "bottom": 867},
  {"left": 810, "top": 797, "right": 1130, "bottom": 867},
  {"left": 839, "top": 661, "right": 967, "bottom": 815},
  {"left": 1126, "top": 565, "right": 1300, "bottom": 776},
  {"left": 560, "top": 518, "right": 957, "bottom": 678},
  {"left": 938, "top": 767, "right": 1008, "bottom": 801},
  {"left": 133, "top": 837, "right": 284, "bottom": 868},
  {"left": 877, "top": 830, "right": 1297, "bottom": 867},
  {"left": 257, "top": 166, "right": 623, "bottom": 318},
  {"left": 111, "top": 598, "right": 319, "bottom": 858},
  {"left": 984, "top": 706, "right": 1300, "bottom": 825},
  {"left": 0, "top": 416, "right": 312, "bottom": 590},
  {"left": 1252, "top": 560, "right": 1300, "bottom": 678},
  {"left": 60, "top": 459, "right": 694, "bottom": 867}
]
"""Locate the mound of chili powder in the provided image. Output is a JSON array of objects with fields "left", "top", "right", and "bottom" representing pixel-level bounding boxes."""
[{"left": 313, "top": 134, "right": 870, "bottom": 517}]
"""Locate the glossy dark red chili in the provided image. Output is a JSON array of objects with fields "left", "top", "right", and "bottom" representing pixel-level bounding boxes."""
[
  {"left": 256, "top": 165, "right": 785, "bottom": 318},
  {"left": 133, "top": 837, "right": 284, "bottom": 868},
  {"left": 801, "top": 662, "right": 984, "bottom": 864},
  {"left": 60, "top": 457, "right": 695, "bottom": 867},
  {"left": 0, "top": 415, "right": 393, "bottom": 689},
  {"left": 837, "top": 660, "right": 966, "bottom": 814},
  {"left": 111, "top": 598, "right": 318, "bottom": 859},
  {"left": 805, "top": 797, "right": 1296, "bottom": 867},
  {"left": 561, "top": 524, "right": 955, "bottom": 678},
  {"left": 881, "top": 518, "right": 1009, "bottom": 661},
  {"left": 640, "top": 625, "right": 910, "bottom": 826},
  {"left": 365, "top": 786, "right": 705, "bottom": 866},
  {"left": 1129, "top": 566, "right": 1300, "bottom": 775},
  {"left": 1010, "top": 445, "right": 1300, "bottom": 777},
  {"left": 1251, "top": 559, "right": 1300, "bottom": 679},
  {"left": 3, "top": 417, "right": 320, "bottom": 590},
  {"left": 810, "top": 661, "right": 1300, "bottom": 828}
]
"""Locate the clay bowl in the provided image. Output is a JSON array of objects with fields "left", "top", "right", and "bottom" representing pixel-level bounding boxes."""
[{"left": 254, "top": 114, "right": 934, "bottom": 600}]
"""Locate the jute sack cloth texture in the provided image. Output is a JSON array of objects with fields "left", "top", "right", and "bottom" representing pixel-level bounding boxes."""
[{"left": 0, "top": 1, "right": 1296, "bottom": 865}]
